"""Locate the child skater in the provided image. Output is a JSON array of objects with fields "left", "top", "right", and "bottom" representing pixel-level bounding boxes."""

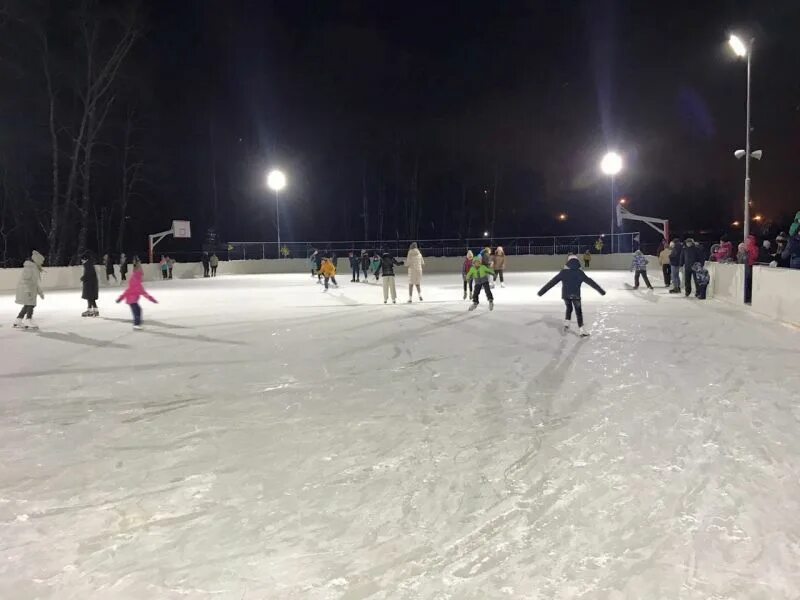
[
  {"left": 13, "top": 250, "right": 45, "bottom": 330},
  {"left": 462, "top": 250, "right": 474, "bottom": 300},
  {"left": 116, "top": 260, "right": 157, "bottom": 330},
  {"left": 692, "top": 262, "right": 710, "bottom": 299},
  {"left": 537, "top": 255, "right": 605, "bottom": 337},
  {"left": 466, "top": 256, "right": 495, "bottom": 311},
  {"left": 81, "top": 252, "right": 100, "bottom": 317},
  {"left": 370, "top": 252, "right": 382, "bottom": 281},
  {"left": 630, "top": 249, "right": 653, "bottom": 290},
  {"left": 319, "top": 257, "right": 338, "bottom": 291}
]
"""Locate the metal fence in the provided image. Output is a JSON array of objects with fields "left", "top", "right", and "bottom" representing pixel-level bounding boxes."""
[{"left": 223, "top": 233, "right": 640, "bottom": 261}]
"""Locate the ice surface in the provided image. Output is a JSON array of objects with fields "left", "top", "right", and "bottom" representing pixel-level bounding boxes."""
[{"left": 2, "top": 271, "right": 800, "bottom": 599}]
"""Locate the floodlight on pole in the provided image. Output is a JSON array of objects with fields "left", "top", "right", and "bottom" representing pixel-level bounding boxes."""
[
  {"left": 266, "top": 169, "right": 287, "bottom": 257},
  {"left": 600, "top": 151, "right": 623, "bottom": 253},
  {"left": 728, "top": 34, "right": 747, "bottom": 57}
]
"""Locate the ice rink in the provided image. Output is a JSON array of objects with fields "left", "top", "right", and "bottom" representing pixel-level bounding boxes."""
[{"left": 2, "top": 270, "right": 800, "bottom": 599}]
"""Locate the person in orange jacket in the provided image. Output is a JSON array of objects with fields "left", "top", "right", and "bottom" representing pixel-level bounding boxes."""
[{"left": 319, "top": 257, "right": 338, "bottom": 291}]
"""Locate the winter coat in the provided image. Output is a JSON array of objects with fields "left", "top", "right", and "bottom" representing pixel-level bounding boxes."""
[
  {"left": 465, "top": 262, "right": 494, "bottom": 285},
  {"left": 331, "top": 254, "right": 339, "bottom": 268},
  {"left": 758, "top": 246, "right": 773, "bottom": 264},
  {"left": 360, "top": 253, "right": 371, "bottom": 270},
  {"left": 81, "top": 261, "right": 99, "bottom": 301},
  {"left": 538, "top": 258, "right": 606, "bottom": 300},
  {"left": 658, "top": 248, "right": 671, "bottom": 266},
  {"left": 631, "top": 253, "right": 648, "bottom": 271},
  {"left": 681, "top": 243, "right": 702, "bottom": 269},
  {"left": 105, "top": 255, "right": 115, "bottom": 275},
  {"left": 210, "top": 255, "right": 219, "bottom": 267},
  {"left": 462, "top": 257, "right": 473, "bottom": 280},
  {"left": 583, "top": 252, "right": 592, "bottom": 263},
  {"left": 782, "top": 235, "right": 800, "bottom": 269},
  {"left": 160, "top": 259, "right": 169, "bottom": 271},
  {"left": 349, "top": 255, "right": 360, "bottom": 270},
  {"left": 201, "top": 255, "right": 210, "bottom": 267},
  {"left": 377, "top": 253, "right": 403, "bottom": 277},
  {"left": 120, "top": 256, "right": 129, "bottom": 275},
  {"left": 406, "top": 248, "right": 425, "bottom": 285},
  {"left": 694, "top": 266, "right": 710, "bottom": 287},
  {"left": 480, "top": 249, "right": 492, "bottom": 267},
  {"left": 744, "top": 235, "right": 759, "bottom": 267},
  {"left": 15, "top": 252, "right": 44, "bottom": 306},
  {"left": 492, "top": 252, "right": 506, "bottom": 270},
  {"left": 714, "top": 241, "right": 733, "bottom": 262},
  {"left": 314, "top": 253, "right": 323, "bottom": 269},
  {"left": 117, "top": 270, "right": 156, "bottom": 305},
  {"left": 370, "top": 257, "right": 381, "bottom": 274},
  {"left": 320, "top": 261, "right": 336, "bottom": 278},
  {"left": 669, "top": 242, "right": 683, "bottom": 267}
]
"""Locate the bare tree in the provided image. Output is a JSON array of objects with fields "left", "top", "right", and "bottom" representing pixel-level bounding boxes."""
[
  {"left": 58, "top": 2, "right": 139, "bottom": 264},
  {"left": 115, "top": 106, "right": 143, "bottom": 252}
]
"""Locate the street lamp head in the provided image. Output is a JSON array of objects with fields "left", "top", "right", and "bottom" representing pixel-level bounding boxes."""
[
  {"left": 483, "top": 231, "right": 489, "bottom": 237},
  {"left": 600, "top": 151, "right": 623, "bottom": 176},
  {"left": 751, "top": 150, "right": 763, "bottom": 160},
  {"left": 728, "top": 34, "right": 747, "bottom": 58},
  {"left": 267, "top": 169, "right": 287, "bottom": 192},
  {"left": 558, "top": 213, "right": 568, "bottom": 221},
  {"left": 734, "top": 149, "right": 746, "bottom": 159}
]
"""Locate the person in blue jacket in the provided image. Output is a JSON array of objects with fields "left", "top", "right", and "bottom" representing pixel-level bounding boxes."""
[
  {"left": 630, "top": 250, "right": 653, "bottom": 290},
  {"left": 537, "top": 255, "right": 606, "bottom": 337}
]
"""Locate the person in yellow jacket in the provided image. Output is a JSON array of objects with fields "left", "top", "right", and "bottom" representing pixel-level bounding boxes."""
[{"left": 319, "top": 257, "right": 338, "bottom": 291}]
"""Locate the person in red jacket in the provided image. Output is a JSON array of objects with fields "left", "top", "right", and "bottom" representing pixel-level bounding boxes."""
[{"left": 116, "top": 261, "right": 157, "bottom": 329}]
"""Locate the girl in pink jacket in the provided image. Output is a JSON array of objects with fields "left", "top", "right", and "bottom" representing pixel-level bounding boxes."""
[{"left": 116, "top": 263, "right": 157, "bottom": 329}]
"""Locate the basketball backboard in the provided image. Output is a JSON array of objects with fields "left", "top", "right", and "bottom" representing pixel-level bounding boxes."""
[{"left": 172, "top": 220, "right": 191, "bottom": 239}]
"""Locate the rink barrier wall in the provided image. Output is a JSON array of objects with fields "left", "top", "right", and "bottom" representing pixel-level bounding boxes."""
[
  {"left": 0, "top": 254, "right": 654, "bottom": 293},
  {"left": 751, "top": 266, "right": 800, "bottom": 327},
  {"left": 705, "top": 263, "right": 745, "bottom": 305}
]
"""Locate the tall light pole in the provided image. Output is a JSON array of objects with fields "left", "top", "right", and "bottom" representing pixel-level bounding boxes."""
[
  {"left": 600, "top": 151, "right": 623, "bottom": 253},
  {"left": 266, "top": 169, "right": 287, "bottom": 258},
  {"left": 728, "top": 34, "right": 754, "bottom": 241}
]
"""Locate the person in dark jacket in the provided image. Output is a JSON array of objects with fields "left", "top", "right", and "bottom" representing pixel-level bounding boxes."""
[
  {"left": 360, "top": 250, "right": 371, "bottom": 282},
  {"left": 680, "top": 238, "right": 702, "bottom": 297},
  {"left": 81, "top": 252, "right": 100, "bottom": 317},
  {"left": 692, "top": 262, "right": 710, "bottom": 299},
  {"left": 668, "top": 239, "right": 683, "bottom": 294},
  {"left": 782, "top": 228, "right": 800, "bottom": 269},
  {"left": 378, "top": 251, "right": 404, "bottom": 303},
  {"left": 314, "top": 250, "right": 324, "bottom": 283},
  {"left": 201, "top": 252, "right": 210, "bottom": 277},
  {"left": 104, "top": 253, "right": 117, "bottom": 283},
  {"left": 348, "top": 251, "right": 360, "bottom": 282},
  {"left": 119, "top": 253, "right": 128, "bottom": 282},
  {"left": 537, "top": 256, "right": 606, "bottom": 337}
]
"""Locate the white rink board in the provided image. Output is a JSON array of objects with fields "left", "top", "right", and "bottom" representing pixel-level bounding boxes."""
[{"left": 2, "top": 272, "right": 800, "bottom": 599}]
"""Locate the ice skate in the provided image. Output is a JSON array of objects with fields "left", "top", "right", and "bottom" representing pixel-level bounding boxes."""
[
  {"left": 489, "top": 300, "right": 494, "bottom": 311},
  {"left": 501, "top": 282, "right": 505, "bottom": 288},
  {"left": 407, "top": 297, "right": 412, "bottom": 303},
  {"left": 463, "top": 291, "right": 467, "bottom": 300},
  {"left": 468, "top": 303, "right": 478, "bottom": 311},
  {"left": 92, "top": 308, "right": 100, "bottom": 317},
  {"left": 81, "top": 310, "right": 92, "bottom": 317},
  {"left": 579, "top": 327, "right": 590, "bottom": 337},
  {"left": 133, "top": 325, "right": 142, "bottom": 330},
  {"left": 491, "top": 282, "right": 496, "bottom": 289},
  {"left": 563, "top": 319, "right": 570, "bottom": 331},
  {"left": 25, "top": 319, "right": 39, "bottom": 330},
  {"left": 12, "top": 318, "right": 24, "bottom": 329},
  {"left": 418, "top": 297, "right": 423, "bottom": 302},
  {"left": 392, "top": 299, "right": 396, "bottom": 304},
  {"left": 384, "top": 299, "right": 387, "bottom": 304}
]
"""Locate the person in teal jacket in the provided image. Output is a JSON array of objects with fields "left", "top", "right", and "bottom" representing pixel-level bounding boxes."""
[
  {"left": 370, "top": 252, "right": 381, "bottom": 281},
  {"left": 466, "top": 257, "right": 495, "bottom": 311}
]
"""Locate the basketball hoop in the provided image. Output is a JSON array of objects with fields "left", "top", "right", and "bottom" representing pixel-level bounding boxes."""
[{"left": 148, "top": 220, "right": 191, "bottom": 263}]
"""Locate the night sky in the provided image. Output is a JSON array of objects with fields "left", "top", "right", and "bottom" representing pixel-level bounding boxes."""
[{"left": 140, "top": 0, "right": 800, "bottom": 246}]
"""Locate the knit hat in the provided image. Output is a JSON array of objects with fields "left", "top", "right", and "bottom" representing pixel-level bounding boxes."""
[
  {"left": 472, "top": 257, "right": 482, "bottom": 266},
  {"left": 31, "top": 250, "right": 45, "bottom": 267}
]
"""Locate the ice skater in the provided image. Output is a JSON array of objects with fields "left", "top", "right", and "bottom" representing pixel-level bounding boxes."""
[
  {"left": 462, "top": 250, "right": 474, "bottom": 300},
  {"left": 492, "top": 246, "right": 507, "bottom": 288},
  {"left": 360, "top": 250, "right": 370, "bottom": 282},
  {"left": 210, "top": 253, "right": 219, "bottom": 276},
  {"left": 630, "top": 250, "right": 653, "bottom": 290},
  {"left": 537, "top": 255, "right": 606, "bottom": 337},
  {"left": 377, "top": 251, "right": 403, "bottom": 303},
  {"left": 370, "top": 252, "right": 382, "bottom": 282},
  {"left": 349, "top": 251, "right": 360, "bottom": 282},
  {"left": 201, "top": 252, "right": 210, "bottom": 278},
  {"left": 119, "top": 253, "right": 128, "bottom": 282},
  {"left": 320, "top": 257, "right": 338, "bottom": 291},
  {"left": 13, "top": 250, "right": 45, "bottom": 330},
  {"left": 692, "top": 262, "right": 710, "bottom": 299},
  {"left": 405, "top": 242, "right": 425, "bottom": 302},
  {"left": 104, "top": 253, "right": 117, "bottom": 283},
  {"left": 466, "top": 256, "right": 495, "bottom": 311},
  {"left": 658, "top": 244, "right": 671, "bottom": 287},
  {"left": 159, "top": 255, "right": 169, "bottom": 280},
  {"left": 81, "top": 252, "right": 100, "bottom": 317},
  {"left": 116, "top": 261, "right": 157, "bottom": 330},
  {"left": 167, "top": 256, "right": 176, "bottom": 279},
  {"left": 583, "top": 249, "right": 592, "bottom": 269}
]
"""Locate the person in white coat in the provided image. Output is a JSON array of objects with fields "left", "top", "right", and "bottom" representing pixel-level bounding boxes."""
[
  {"left": 14, "top": 250, "right": 45, "bottom": 329},
  {"left": 406, "top": 242, "right": 425, "bottom": 302}
]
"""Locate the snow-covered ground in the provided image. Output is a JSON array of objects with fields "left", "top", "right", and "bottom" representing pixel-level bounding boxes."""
[{"left": 2, "top": 271, "right": 800, "bottom": 599}]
